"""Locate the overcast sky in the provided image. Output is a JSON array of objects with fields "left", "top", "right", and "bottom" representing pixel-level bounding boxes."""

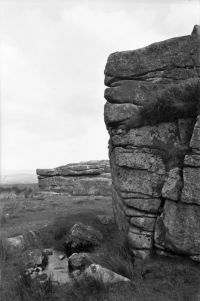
[{"left": 1, "top": 0, "right": 200, "bottom": 173}]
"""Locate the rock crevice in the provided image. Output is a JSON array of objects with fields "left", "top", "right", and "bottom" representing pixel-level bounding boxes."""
[{"left": 104, "top": 25, "right": 200, "bottom": 260}]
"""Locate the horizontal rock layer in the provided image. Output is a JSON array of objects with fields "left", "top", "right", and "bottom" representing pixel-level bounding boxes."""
[
  {"left": 37, "top": 160, "right": 110, "bottom": 177},
  {"left": 37, "top": 160, "right": 112, "bottom": 196},
  {"left": 104, "top": 25, "right": 200, "bottom": 260},
  {"left": 104, "top": 30, "right": 200, "bottom": 85}
]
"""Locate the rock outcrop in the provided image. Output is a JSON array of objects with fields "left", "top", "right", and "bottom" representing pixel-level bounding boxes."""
[
  {"left": 63, "top": 222, "right": 103, "bottom": 257},
  {"left": 104, "top": 25, "right": 200, "bottom": 260},
  {"left": 36, "top": 160, "right": 111, "bottom": 197}
]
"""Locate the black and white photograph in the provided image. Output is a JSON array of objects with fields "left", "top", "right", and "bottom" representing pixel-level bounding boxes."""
[{"left": 1, "top": 0, "right": 200, "bottom": 300}]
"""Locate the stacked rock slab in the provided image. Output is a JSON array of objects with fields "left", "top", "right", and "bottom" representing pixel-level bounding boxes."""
[
  {"left": 104, "top": 25, "right": 200, "bottom": 260},
  {"left": 37, "top": 160, "right": 111, "bottom": 197}
]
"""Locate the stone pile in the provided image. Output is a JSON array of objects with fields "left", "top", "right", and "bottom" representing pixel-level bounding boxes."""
[
  {"left": 104, "top": 25, "right": 200, "bottom": 260},
  {"left": 36, "top": 160, "right": 111, "bottom": 197},
  {"left": 22, "top": 222, "right": 130, "bottom": 285}
]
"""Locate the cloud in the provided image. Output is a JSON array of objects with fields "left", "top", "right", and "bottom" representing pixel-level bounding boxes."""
[{"left": 1, "top": 0, "right": 199, "bottom": 172}]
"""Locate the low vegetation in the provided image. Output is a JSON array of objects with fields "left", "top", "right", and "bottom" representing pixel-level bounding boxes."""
[
  {"left": 1, "top": 185, "right": 200, "bottom": 300},
  {"left": 0, "top": 184, "right": 37, "bottom": 197}
]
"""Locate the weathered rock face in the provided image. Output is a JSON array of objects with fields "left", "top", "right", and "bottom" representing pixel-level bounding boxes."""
[
  {"left": 104, "top": 25, "right": 200, "bottom": 260},
  {"left": 63, "top": 223, "right": 103, "bottom": 257},
  {"left": 37, "top": 160, "right": 112, "bottom": 196},
  {"left": 155, "top": 200, "right": 200, "bottom": 255}
]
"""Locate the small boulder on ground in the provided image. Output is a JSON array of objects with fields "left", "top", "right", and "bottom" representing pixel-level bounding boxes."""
[
  {"left": 68, "top": 252, "right": 92, "bottom": 272},
  {"left": 6, "top": 235, "right": 25, "bottom": 251},
  {"left": 83, "top": 264, "right": 131, "bottom": 284},
  {"left": 63, "top": 223, "right": 103, "bottom": 257}
]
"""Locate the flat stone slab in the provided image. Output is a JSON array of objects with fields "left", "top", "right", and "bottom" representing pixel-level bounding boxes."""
[
  {"left": 115, "top": 167, "right": 165, "bottom": 197},
  {"left": 38, "top": 176, "right": 112, "bottom": 196},
  {"left": 124, "top": 207, "right": 157, "bottom": 218},
  {"left": 37, "top": 160, "right": 112, "bottom": 196},
  {"left": 105, "top": 33, "right": 200, "bottom": 84},
  {"left": 44, "top": 251, "right": 69, "bottom": 284},
  {"left": 111, "top": 122, "right": 180, "bottom": 149},
  {"left": 37, "top": 160, "right": 110, "bottom": 177},
  {"left": 114, "top": 147, "right": 165, "bottom": 175},
  {"left": 123, "top": 198, "right": 161, "bottom": 214},
  {"left": 129, "top": 216, "right": 156, "bottom": 232}
]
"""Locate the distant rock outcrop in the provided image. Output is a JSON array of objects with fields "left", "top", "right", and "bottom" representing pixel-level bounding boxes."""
[
  {"left": 36, "top": 160, "right": 112, "bottom": 197},
  {"left": 104, "top": 25, "right": 200, "bottom": 260}
]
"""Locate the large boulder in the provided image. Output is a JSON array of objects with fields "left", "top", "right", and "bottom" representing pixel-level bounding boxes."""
[
  {"left": 154, "top": 200, "right": 200, "bottom": 256},
  {"left": 37, "top": 160, "right": 112, "bottom": 197},
  {"left": 63, "top": 223, "right": 103, "bottom": 257},
  {"left": 104, "top": 25, "right": 200, "bottom": 260}
]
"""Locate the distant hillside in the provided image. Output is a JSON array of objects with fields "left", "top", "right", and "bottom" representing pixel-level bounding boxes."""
[{"left": 0, "top": 171, "right": 38, "bottom": 185}]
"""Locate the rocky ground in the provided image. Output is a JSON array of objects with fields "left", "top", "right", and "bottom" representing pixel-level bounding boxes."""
[{"left": 1, "top": 186, "right": 200, "bottom": 301}]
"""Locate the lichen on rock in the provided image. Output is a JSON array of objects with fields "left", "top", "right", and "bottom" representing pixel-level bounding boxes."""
[
  {"left": 104, "top": 25, "right": 200, "bottom": 260},
  {"left": 36, "top": 160, "right": 112, "bottom": 196}
]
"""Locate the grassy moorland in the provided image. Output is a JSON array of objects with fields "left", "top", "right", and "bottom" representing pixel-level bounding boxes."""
[{"left": 0, "top": 184, "right": 200, "bottom": 301}]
